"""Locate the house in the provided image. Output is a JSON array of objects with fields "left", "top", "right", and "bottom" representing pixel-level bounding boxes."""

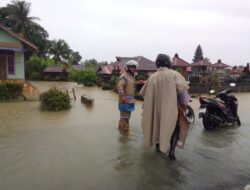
[
  {"left": 43, "top": 65, "right": 85, "bottom": 81},
  {"left": 211, "top": 59, "right": 231, "bottom": 82},
  {"left": 0, "top": 23, "right": 38, "bottom": 80},
  {"left": 191, "top": 59, "right": 212, "bottom": 76},
  {"left": 43, "top": 66, "right": 68, "bottom": 81},
  {"left": 97, "top": 56, "right": 157, "bottom": 79},
  {"left": 226, "top": 66, "right": 244, "bottom": 81},
  {"left": 97, "top": 64, "right": 114, "bottom": 76},
  {"left": 111, "top": 56, "right": 157, "bottom": 74},
  {"left": 172, "top": 53, "right": 191, "bottom": 80}
]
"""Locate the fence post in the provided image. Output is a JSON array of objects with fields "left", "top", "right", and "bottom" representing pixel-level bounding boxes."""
[{"left": 72, "top": 88, "right": 76, "bottom": 100}]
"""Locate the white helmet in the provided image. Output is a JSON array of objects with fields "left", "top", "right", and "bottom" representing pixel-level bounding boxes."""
[{"left": 125, "top": 60, "right": 138, "bottom": 69}]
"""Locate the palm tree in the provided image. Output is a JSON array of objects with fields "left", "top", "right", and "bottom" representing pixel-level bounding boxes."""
[
  {"left": 48, "top": 39, "right": 72, "bottom": 64},
  {"left": 5, "top": 0, "right": 40, "bottom": 37}
]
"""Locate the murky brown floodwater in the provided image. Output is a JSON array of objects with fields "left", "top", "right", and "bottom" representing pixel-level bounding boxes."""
[{"left": 0, "top": 82, "right": 249, "bottom": 190}]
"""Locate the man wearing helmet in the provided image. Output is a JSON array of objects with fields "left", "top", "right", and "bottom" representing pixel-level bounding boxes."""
[
  {"left": 117, "top": 60, "right": 138, "bottom": 133},
  {"left": 139, "top": 54, "right": 189, "bottom": 160}
]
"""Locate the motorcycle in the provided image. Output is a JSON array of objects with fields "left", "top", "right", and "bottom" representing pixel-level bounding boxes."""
[
  {"left": 198, "top": 83, "right": 241, "bottom": 130},
  {"left": 186, "top": 103, "right": 195, "bottom": 124}
]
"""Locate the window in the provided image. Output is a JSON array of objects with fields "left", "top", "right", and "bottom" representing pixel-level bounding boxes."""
[{"left": 7, "top": 56, "right": 15, "bottom": 75}]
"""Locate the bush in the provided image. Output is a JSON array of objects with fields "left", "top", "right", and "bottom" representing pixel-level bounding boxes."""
[
  {"left": 26, "top": 54, "right": 56, "bottom": 80},
  {"left": 31, "top": 72, "right": 42, "bottom": 81},
  {"left": 0, "top": 83, "right": 23, "bottom": 100},
  {"left": 135, "top": 72, "right": 148, "bottom": 81},
  {"left": 68, "top": 69, "right": 97, "bottom": 87},
  {"left": 39, "top": 88, "right": 71, "bottom": 111},
  {"left": 82, "top": 69, "right": 97, "bottom": 87}
]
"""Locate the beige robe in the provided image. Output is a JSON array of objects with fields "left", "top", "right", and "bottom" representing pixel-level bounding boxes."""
[{"left": 139, "top": 68, "right": 189, "bottom": 153}]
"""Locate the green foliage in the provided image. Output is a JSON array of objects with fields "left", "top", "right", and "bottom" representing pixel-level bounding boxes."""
[
  {"left": 30, "top": 72, "right": 42, "bottom": 81},
  {"left": 84, "top": 59, "right": 98, "bottom": 69},
  {"left": 68, "top": 69, "right": 85, "bottom": 83},
  {"left": 0, "top": 82, "right": 23, "bottom": 100},
  {"left": 193, "top": 44, "right": 204, "bottom": 62},
  {"left": 69, "top": 51, "right": 82, "bottom": 65},
  {"left": 68, "top": 68, "right": 97, "bottom": 87},
  {"left": 82, "top": 69, "right": 97, "bottom": 87},
  {"left": 25, "top": 54, "right": 56, "bottom": 79},
  {"left": 135, "top": 72, "right": 148, "bottom": 81},
  {"left": 3, "top": 1, "right": 40, "bottom": 38},
  {"left": 39, "top": 88, "right": 71, "bottom": 111},
  {"left": 48, "top": 39, "right": 71, "bottom": 64},
  {"left": 0, "top": 1, "right": 50, "bottom": 56},
  {"left": 27, "top": 22, "right": 49, "bottom": 56},
  {"left": 203, "top": 57, "right": 211, "bottom": 63},
  {"left": 0, "top": 1, "right": 82, "bottom": 58}
]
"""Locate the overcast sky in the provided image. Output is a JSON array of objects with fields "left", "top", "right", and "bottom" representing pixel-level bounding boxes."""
[{"left": 1, "top": 0, "right": 250, "bottom": 65}]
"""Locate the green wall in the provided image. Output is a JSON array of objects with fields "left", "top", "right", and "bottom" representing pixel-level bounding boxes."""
[
  {"left": 0, "top": 30, "right": 22, "bottom": 45},
  {"left": 0, "top": 29, "right": 25, "bottom": 79},
  {"left": 7, "top": 51, "right": 25, "bottom": 79}
]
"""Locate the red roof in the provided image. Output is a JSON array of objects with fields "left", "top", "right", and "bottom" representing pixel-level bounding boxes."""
[
  {"left": 192, "top": 60, "right": 212, "bottom": 67},
  {"left": 172, "top": 53, "right": 190, "bottom": 68},
  {"left": 0, "top": 23, "right": 38, "bottom": 51},
  {"left": 98, "top": 65, "right": 114, "bottom": 75},
  {"left": 211, "top": 59, "right": 230, "bottom": 68},
  {"left": 113, "top": 56, "right": 157, "bottom": 72}
]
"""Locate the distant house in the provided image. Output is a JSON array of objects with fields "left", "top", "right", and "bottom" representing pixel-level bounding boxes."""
[
  {"left": 191, "top": 59, "right": 212, "bottom": 76},
  {"left": 43, "top": 65, "right": 85, "bottom": 81},
  {"left": 172, "top": 53, "right": 191, "bottom": 80},
  {"left": 97, "top": 56, "right": 157, "bottom": 78},
  {"left": 228, "top": 64, "right": 250, "bottom": 80},
  {"left": 211, "top": 59, "right": 231, "bottom": 82},
  {"left": 97, "top": 64, "right": 113, "bottom": 76},
  {"left": 111, "top": 56, "right": 157, "bottom": 74},
  {"left": 43, "top": 66, "right": 68, "bottom": 81},
  {"left": 0, "top": 23, "right": 38, "bottom": 80}
]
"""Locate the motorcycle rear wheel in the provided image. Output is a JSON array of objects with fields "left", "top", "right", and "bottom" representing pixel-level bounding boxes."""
[{"left": 202, "top": 114, "right": 218, "bottom": 130}]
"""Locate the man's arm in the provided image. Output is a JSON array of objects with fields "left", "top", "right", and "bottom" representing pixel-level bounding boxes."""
[
  {"left": 174, "top": 71, "right": 189, "bottom": 94},
  {"left": 117, "top": 77, "right": 127, "bottom": 103}
]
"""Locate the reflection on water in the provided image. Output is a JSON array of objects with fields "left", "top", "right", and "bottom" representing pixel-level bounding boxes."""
[{"left": 0, "top": 82, "right": 250, "bottom": 190}]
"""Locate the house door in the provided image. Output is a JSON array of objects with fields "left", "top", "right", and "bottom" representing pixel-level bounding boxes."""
[{"left": 0, "top": 55, "right": 7, "bottom": 80}]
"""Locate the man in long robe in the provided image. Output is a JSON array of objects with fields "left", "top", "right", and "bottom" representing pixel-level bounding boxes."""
[{"left": 139, "top": 54, "right": 189, "bottom": 159}]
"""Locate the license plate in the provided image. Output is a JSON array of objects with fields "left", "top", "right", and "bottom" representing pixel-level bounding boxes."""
[{"left": 199, "top": 108, "right": 206, "bottom": 118}]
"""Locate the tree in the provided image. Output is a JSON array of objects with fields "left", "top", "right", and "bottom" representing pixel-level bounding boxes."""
[
  {"left": 48, "top": 39, "right": 72, "bottom": 64},
  {"left": 0, "top": 7, "right": 15, "bottom": 28},
  {"left": 193, "top": 44, "right": 204, "bottom": 62},
  {"left": 27, "top": 22, "right": 49, "bottom": 56},
  {"left": 3, "top": 0, "right": 40, "bottom": 38},
  {"left": 25, "top": 54, "right": 56, "bottom": 79},
  {"left": 203, "top": 57, "right": 211, "bottom": 63},
  {"left": 0, "top": 1, "right": 49, "bottom": 56},
  {"left": 69, "top": 51, "right": 82, "bottom": 65},
  {"left": 84, "top": 59, "right": 99, "bottom": 69}
]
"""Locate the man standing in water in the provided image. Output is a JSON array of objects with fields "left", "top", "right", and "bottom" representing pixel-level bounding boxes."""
[
  {"left": 139, "top": 54, "right": 189, "bottom": 160},
  {"left": 117, "top": 60, "right": 138, "bottom": 134}
]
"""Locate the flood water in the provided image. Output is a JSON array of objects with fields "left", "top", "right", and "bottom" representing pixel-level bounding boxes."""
[{"left": 0, "top": 82, "right": 249, "bottom": 190}]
